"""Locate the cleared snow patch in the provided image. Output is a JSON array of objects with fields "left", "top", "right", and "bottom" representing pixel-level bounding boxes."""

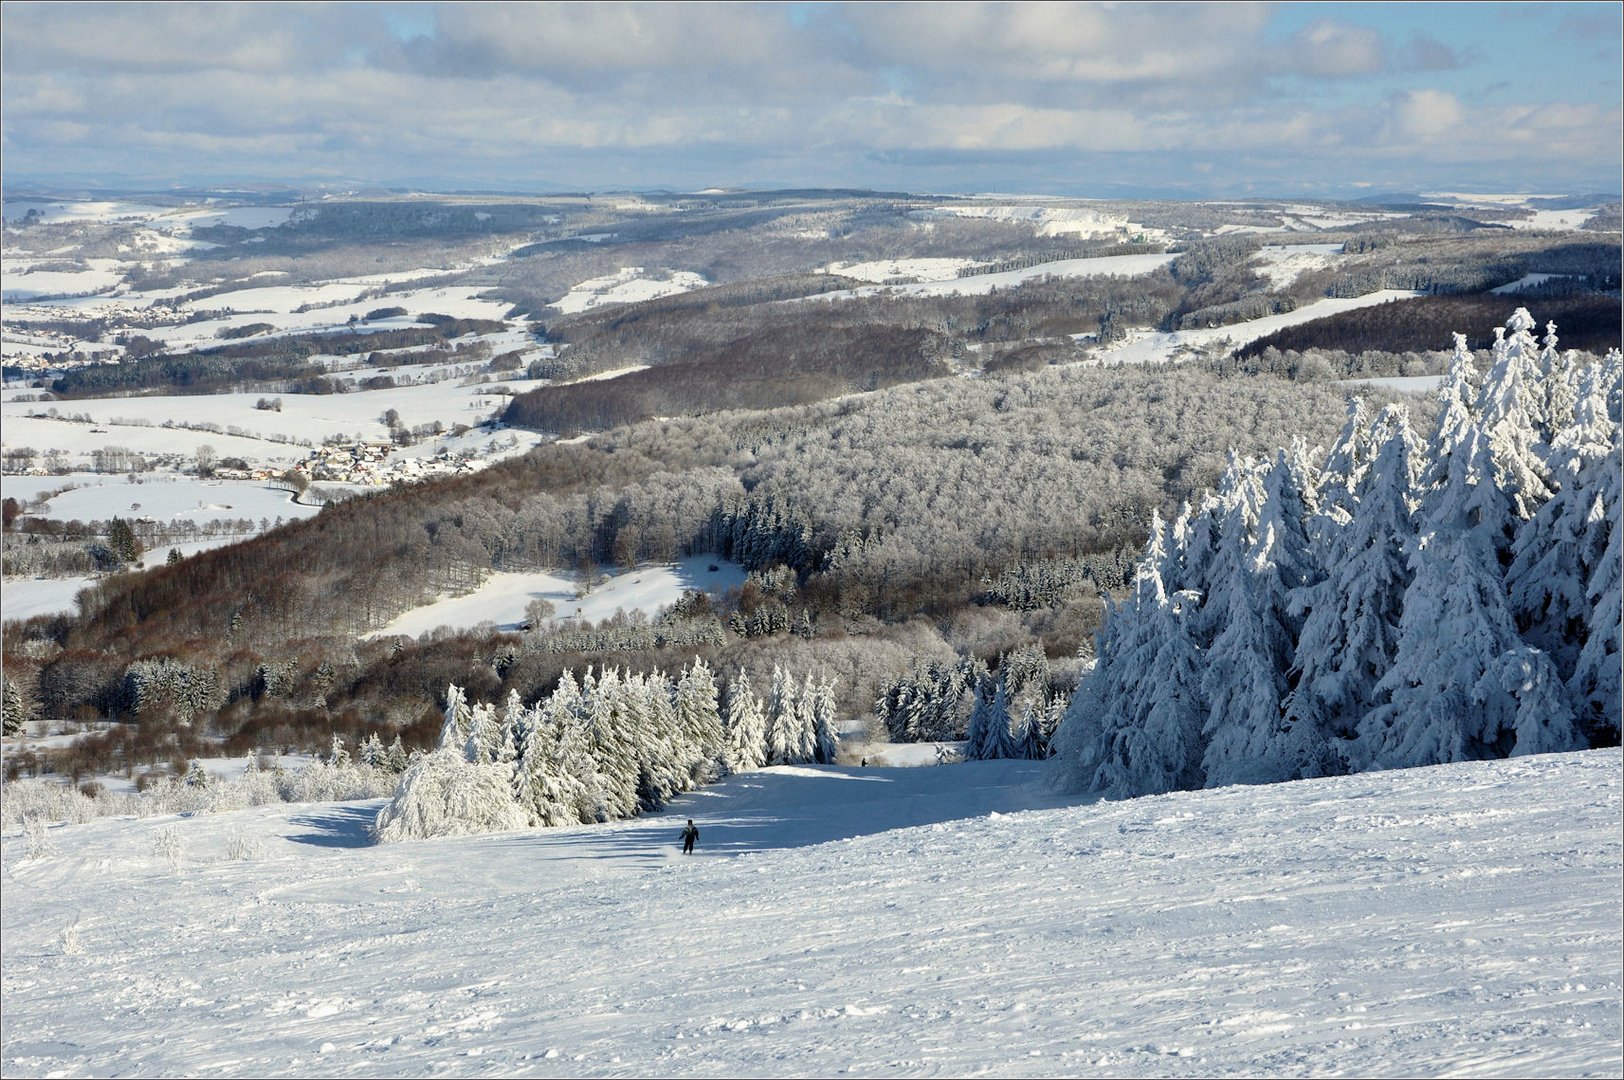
[
  {"left": 551, "top": 268, "right": 708, "bottom": 315},
  {"left": 825, "top": 258, "right": 979, "bottom": 283},
  {"left": 1091, "top": 289, "right": 1423, "bottom": 366},
  {"left": 365, "top": 555, "right": 746, "bottom": 639},
  {"left": 1250, "top": 244, "right": 1343, "bottom": 291},
  {"left": 1490, "top": 273, "right": 1573, "bottom": 295},
  {"left": 809, "top": 252, "right": 1176, "bottom": 302},
  {"left": 914, "top": 204, "right": 1149, "bottom": 239}
]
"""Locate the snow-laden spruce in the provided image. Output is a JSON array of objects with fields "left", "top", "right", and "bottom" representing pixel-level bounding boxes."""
[
  {"left": 374, "top": 659, "right": 841, "bottom": 842},
  {"left": 1057, "top": 309, "right": 1621, "bottom": 798}
]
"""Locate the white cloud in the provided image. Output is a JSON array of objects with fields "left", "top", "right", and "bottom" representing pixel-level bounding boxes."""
[
  {"left": 1289, "top": 20, "right": 1387, "bottom": 78},
  {"left": 1388, "top": 89, "right": 1467, "bottom": 139},
  {"left": 0, "top": 2, "right": 1617, "bottom": 195}
]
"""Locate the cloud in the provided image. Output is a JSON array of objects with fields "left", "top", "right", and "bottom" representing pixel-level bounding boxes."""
[
  {"left": 0, "top": 3, "right": 385, "bottom": 74},
  {"left": 395, "top": 1, "right": 866, "bottom": 96},
  {"left": 1397, "top": 33, "right": 1464, "bottom": 72},
  {"left": 842, "top": 2, "right": 1272, "bottom": 107},
  {"left": 1288, "top": 20, "right": 1387, "bottom": 78},
  {"left": 0, "top": 2, "right": 1617, "bottom": 195},
  {"left": 1387, "top": 89, "right": 1466, "bottom": 139}
]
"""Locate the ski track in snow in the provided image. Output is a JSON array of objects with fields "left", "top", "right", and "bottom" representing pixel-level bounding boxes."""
[{"left": 2, "top": 749, "right": 1618, "bottom": 1077}]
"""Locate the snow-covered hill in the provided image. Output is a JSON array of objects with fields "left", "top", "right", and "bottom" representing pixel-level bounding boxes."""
[{"left": 3, "top": 749, "right": 1617, "bottom": 1077}]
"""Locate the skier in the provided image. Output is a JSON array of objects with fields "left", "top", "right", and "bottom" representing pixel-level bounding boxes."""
[{"left": 680, "top": 819, "right": 699, "bottom": 854}]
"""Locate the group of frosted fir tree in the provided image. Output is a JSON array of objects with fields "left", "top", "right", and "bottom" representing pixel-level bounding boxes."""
[
  {"left": 375, "top": 660, "right": 839, "bottom": 842},
  {"left": 875, "top": 646, "right": 1064, "bottom": 759},
  {"left": 1058, "top": 310, "right": 1620, "bottom": 799}
]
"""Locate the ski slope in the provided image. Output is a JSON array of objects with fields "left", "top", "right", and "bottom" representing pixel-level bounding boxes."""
[{"left": 2, "top": 749, "right": 1618, "bottom": 1077}]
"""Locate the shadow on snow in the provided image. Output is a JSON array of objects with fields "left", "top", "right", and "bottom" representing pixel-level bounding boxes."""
[
  {"left": 491, "top": 761, "right": 1070, "bottom": 865},
  {"left": 286, "top": 804, "right": 378, "bottom": 848}
]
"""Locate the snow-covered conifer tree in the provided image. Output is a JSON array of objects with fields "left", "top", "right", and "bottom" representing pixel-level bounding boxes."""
[
  {"left": 1538, "top": 323, "right": 1579, "bottom": 440},
  {"left": 980, "top": 677, "right": 1020, "bottom": 760},
  {"left": 1284, "top": 405, "right": 1418, "bottom": 770},
  {"left": 1199, "top": 455, "right": 1301, "bottom": 788},
  {"left": 1477, "top": 309, "right": 1555, "bottom": 525},
  {"left": 765, "top": 665, "right": 798, "bottom": 764},
  {"left": 812, "top": 676, "right": 840, "bottom": 764},
  {"left": 675, "top": 658, "right": 726, "bottom": 784},
  {"left": 1507, "top": 370, "right": 1616, "bottom": 681},
  {"left": 439, "top": 684, "right": 472, "bottom": 752},
  {"left": 585, "top": 669, "right": 640, "bottom": 819},
  {"left": 358, "top": 732, "right": 385, "bottom": 769},
  {"left": 724, "top": 670, "right": 768, "bottom": 771},
  {"left": 793, "top": 671, "right": 820, "bottom": 763},
  {"left": 496, "top": 691, "right": 524, "bottom": 767},
  {"left": 463, "top": 702, "right": 502, "bottom": 765},
  {"left": 509, "top": 699, "right": 541, "bottom": 826},
  {"left": 962, "top": 672, "right": 1000, "bottom": 761},
  {"left": 1316, "top": 397, "right": 1370, "bottom": 528},
  {"left": 1055, "top": 526, "right": 1198, "bottom": 793},
  {"left": 1568, "top": 420, "right": 1621, "bottom": 745},
  {"left": 547, "top": 688, "right": 609, "bottom": 824},
  {"left": 1356, "top": 420, "right": 1579, "bottom": 768},
  {"left": 630, "top": 670, "right": 684, "bottom": 809}
]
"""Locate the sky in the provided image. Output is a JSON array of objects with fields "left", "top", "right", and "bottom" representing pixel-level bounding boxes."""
[{"left": 1, "top": 1, "right": 1619, "bottom": 199}]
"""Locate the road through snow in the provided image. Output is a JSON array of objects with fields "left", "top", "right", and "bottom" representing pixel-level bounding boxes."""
[{"left": 2, "top": 750, "right": 1619, "bottom": 1077}]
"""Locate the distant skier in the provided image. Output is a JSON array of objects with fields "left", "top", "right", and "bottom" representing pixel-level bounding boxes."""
[{"left": 680, "top": 819, "right": 699, "bottom": 854}]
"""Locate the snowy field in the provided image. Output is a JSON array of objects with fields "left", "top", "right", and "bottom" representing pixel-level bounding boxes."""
[
  {"left": 1, "top": 749, "right": 1617, "bottom": 1077},
  {"left": 1092, "top": 290, "right": 1423, "bottom": 365},
  {"left": 365, "top": 556, "right": 747, "bottom": 639},
  {"left": 1492, "top": 273, "right": 1575, "bottom": 295},
  {"left": 143, "top": 282, "right": 516, "bottom": 353},
  {"left": 914, "top": 204, "right": 1151, "bottom": 240},
  {"left": 1421, "top": 193, "right": 1612, "bottom": 232},
  {"left": 2, "top": 577, "right": 90, "bottom": 623},
  {"left": 16, "top": 475, "right": 317, "bottom": 527},
  {"left": 1249, "top": 243, "right": 1344, "bottom": 290},
  {"left": 1, "top": 369, "right": 538, "bottom": 476},
  {"left": 810, "top": 252, "right": 1178, "bottom": 302},
  {"left": 550, "top": 268, "right": 709, "bottom": 315},
  {"left": 3, "top": 534, "right": 282, "bottom": 622},
  {"left": 0, "top": 260, "right": 126, "bottom": 301},
  {"left": 826, "top": 258, "right": 979, "bottom": 283}
]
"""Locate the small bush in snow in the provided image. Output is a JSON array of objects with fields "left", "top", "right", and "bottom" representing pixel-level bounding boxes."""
[
  {"left": 223, "top": 828, "right": 262, "bottom": 862},
  {"left": 22, "top": 816, "right": 60, "bottom": 861},
  {"left": 60, "top": 922, "right": 83, "bottom": 956},
  {"left": 1, "top": 756, "right": 400, "bottom": 830},
  {"left": 151, "top": 826, "right": 183, "bottom": 869}
]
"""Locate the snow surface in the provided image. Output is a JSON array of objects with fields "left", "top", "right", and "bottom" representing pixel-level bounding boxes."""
[
  {"left": 1491, "top": 273, "right": 1573, "bottom": 295},
  {"left": 364, "top": 556, "right": 747, "bottom": 639},
  {"left": 23, "top": 476, "right": 318, "bottom": 527},
  {"left": 1, "top": 749, "right": 1617, "bottom": 1077},
  {"left": 1249, "top": 244, "right": 1343, "bottom": 291},
  {"left": 146, "top": 283, "right": 514, "bottom": 353},
  {"left": 810, "top": 252, "right": 1178, "bottom": 302},
  {"left": 0, "top": 262, "right": 124, "bottom": 301},
  {"left": 550, "top": 268, "right": 709, "bottom": 315},
  {"left": 1092, "top": 290, "right": 1423, "bottom": 366},
  {"left": 913, "top": 204, "right": 1147, "bottom": 239},
  {"left": 826, "top": 258, "right": 979, "bottom": 283},
  {"left": 1420, "top": 193, "right": 1610, "bottom": 232},
  {"left": 1, "top": 577, "right": 90, "bottom": 623},
  {"left": 1342, "top": 375, "right": 1447, "bottom": 394}
]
